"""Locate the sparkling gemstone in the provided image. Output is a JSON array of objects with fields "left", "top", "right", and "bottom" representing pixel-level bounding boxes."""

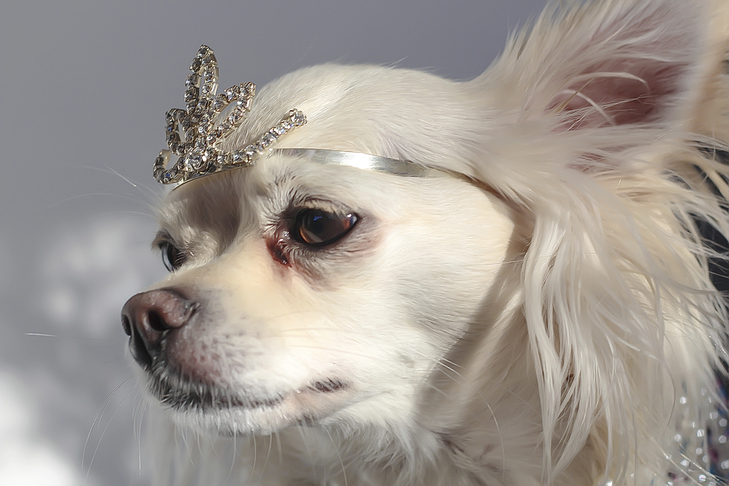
[
  {"left": 229, "top": 109, "right": 244, "bottom": 124},
  {"left": 166, "top": 108, "right": 182, "bottom": 122},
  {"left": 273, "top": 124, "right": 287, "bottom": 136},
  {"left": 213, "top": 96, "right": 226, "bottom": 111},
  {"left": 186, "top": 74, "right": 200, "bottom": 87},
  {"left": 185, "top": 87, "right": 198, "bottom": 102},
  {"left": 190, "top": 58, "right": 201, "bottom": 72},
  {"left": 225, "top": 86, "right": 238, "bottom": 101},
  {"left": 262, "top": 133, "right": 276, "bottom": 146},
  {"left": 203, "top": 66, "right": 218, "bottom": 81},
  {"left": 189, "top": 154, "right": 204, "bottom": 170},
  {"left": 195, "top": 101, "right": 209, "bottom": 114}
]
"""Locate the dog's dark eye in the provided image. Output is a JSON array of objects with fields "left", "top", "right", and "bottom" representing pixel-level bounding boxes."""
[
  {"left": 295, "top": 209, "right": 358, "bottom": 246},
  {"left": 159, "top": 241, "right": 186, "bottom": 272}
]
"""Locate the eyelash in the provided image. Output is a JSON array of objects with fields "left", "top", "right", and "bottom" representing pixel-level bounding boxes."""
[{"left": 158, "top": 240, "right": 187, "bottom": 272}]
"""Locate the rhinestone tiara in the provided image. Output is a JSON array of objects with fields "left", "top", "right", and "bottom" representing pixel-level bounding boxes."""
[{"left": 153, "top": 45, "right": 446, "bottom": 185}]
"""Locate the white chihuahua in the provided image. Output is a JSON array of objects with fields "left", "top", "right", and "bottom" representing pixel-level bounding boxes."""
[{"left": 123, "top": 1, "right": 729, "bottom": 484}]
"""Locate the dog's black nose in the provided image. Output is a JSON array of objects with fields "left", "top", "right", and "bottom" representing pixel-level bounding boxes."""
[{"left": 121, "top": 289, "right": 198, "bottom": 369}]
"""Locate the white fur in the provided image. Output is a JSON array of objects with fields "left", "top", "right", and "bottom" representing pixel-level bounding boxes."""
[{"left": 132, "top": 1, "right": 729, "bottom": 484}]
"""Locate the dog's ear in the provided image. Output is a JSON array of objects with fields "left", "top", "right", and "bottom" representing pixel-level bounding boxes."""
[
  {"left": 492, "top": 0, "right": 729, "bottom": 134},
  {"left": 472, "top": 1, "right": 729, "bottom": 481}
]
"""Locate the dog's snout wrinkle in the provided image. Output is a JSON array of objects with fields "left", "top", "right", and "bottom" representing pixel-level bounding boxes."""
[{"left": 121, "top": 288, "right": 199, "bottom": 369}]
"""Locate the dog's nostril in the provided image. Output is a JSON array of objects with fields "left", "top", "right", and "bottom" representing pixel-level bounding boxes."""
[
  {"left": 129, "top": 325, "right": 153, "bottom": 369},
  {"left": 121, "top": 314, "right": 131, "bottom": 337},
  {"left": 148, "top": 310, "right": 168, "bottom": 332}
]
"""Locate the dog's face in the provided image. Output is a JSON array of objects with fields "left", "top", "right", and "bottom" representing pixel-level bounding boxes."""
[{"left": 123, "top": 142, "right": 516, "bottom": 435}]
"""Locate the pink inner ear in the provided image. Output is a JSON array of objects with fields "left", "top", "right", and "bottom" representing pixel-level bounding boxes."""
[
  {"left": 552, "top": 60, "right": 686, "bottom": 129},
  {"left": 547, "top": 6, "right": 696, "bottom": 130}
]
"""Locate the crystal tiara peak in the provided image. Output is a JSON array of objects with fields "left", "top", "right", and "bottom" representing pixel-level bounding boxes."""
[{"left": 153, "top": 45, "right": 448, "bottom": 185}]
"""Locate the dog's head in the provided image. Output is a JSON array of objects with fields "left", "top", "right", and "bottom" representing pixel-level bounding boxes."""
[
  {"left": 124, "top": 1, "right": 729, "bottom": 482},
  {"left": 123, "top": 106, "right": 517, "bottom": 434}
]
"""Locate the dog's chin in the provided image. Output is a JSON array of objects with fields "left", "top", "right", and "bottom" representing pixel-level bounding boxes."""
[{"left": 146, "top": 368, "right": 352, "bottom": 436}]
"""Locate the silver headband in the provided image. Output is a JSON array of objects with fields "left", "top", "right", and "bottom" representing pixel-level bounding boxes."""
[{"left": 153, "top": 46, "right": 445, "bottom": 185}]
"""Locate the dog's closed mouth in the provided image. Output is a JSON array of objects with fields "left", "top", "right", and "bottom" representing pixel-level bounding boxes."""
[
  {"left": 149, "top": 367, "right": 350, "bottom": 415},
  {"left": 149, "top": 371, "right": 282, "bottom": 412}
]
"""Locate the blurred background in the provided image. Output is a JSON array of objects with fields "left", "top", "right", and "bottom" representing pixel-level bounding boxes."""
[{"left": 0, "top": 1, "right": 545, "bottom": 484}]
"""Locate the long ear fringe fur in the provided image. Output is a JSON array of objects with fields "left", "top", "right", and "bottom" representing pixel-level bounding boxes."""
[{"left": 459, "top": 0, "right": 729, "bottom": 483}]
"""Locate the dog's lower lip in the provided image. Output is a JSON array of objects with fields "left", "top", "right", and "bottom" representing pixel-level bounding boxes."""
[{"left": 150, "top": 367, "right": 349, "bottom": 413}]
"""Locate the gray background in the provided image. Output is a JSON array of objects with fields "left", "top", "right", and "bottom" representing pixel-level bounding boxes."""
[{"left": 0, "top": 1, "right": 546, "bottom": 484}]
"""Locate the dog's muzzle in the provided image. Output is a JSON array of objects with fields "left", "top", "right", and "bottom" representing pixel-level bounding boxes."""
[{"left": 121, "top": 288, "right": 198, "bottom": 370}]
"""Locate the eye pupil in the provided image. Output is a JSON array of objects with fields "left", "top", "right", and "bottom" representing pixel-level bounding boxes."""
[
  {"left": 160, "top": 241, "right": 185, "bottom": 272},
  {"left": 296, "top": 209, "right": 357, "bottom": 246}
]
